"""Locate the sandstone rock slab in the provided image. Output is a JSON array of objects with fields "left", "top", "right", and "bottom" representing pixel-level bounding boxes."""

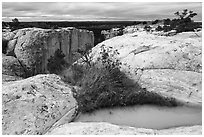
[
  {"left": 46, "top": 122, "right": 201, "bottom": 135},
  {"left": 91, "top": 31, "right": 201, "bottom": 73},
  {"left": 89, "top": 31, "right": 202, "bottom": 105},
  {"left": 138, "top": 69, "right": 202, "bottom": 105},
  {"left": 2, "top": 74, "right": 78, "bottom": 135}
]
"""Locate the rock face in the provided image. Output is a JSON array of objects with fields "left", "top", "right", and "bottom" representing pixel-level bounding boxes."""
[
  {"left": 2, "top": 74, "right": 78, "bottom": 135},
  {"left": 46, "top": 122, "right": 202, "bottom": 135},
  {"left": 2, "top": 54, "right": 26, "bottom": 83},
  {"left": 2, "top": 55, "right": 25, "bottom": 77},
  {"left": 90, "top": 31, "right": 202, "bottom": 105},
  {"left": 2, "top": 27, "right": 94, "bottom": 77}
]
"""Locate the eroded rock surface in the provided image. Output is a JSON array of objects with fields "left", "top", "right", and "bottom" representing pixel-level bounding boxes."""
[
  {"left": 90, "top": 31, "right": 202, "bottom": 105},
  {"left": 46, "top": 122, "right": 202, "bottom": 135},
  {"left": 2, "top": 74, "right": 78, "bottom": 135},
  {"left": 2, "top": 55, "right": 25, "bottom": 77}
]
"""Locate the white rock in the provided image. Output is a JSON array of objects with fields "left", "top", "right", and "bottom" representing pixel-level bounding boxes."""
[{"left": 2, "top": 74, "right": 78, "bottom": 135}]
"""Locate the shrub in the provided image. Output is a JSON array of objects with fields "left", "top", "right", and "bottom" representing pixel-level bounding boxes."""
[
  {"left": 72, "top": 64, "right": 178, "bottom": 113},
  {"left": 60, "top": 64, "right": 84, "bottom": 85},
  {"left": 47, "top": 49, "right": 68, "bottom": 74},
  {"left": 11, "top": 18, "right": 20, "bottom": 31},
  {"left": 152, "top": 19, "right": 159, "bottom": 25},
  {"left": 65, "top": 44, "right": 178, "bottom": 113},
  {"left": 164, "top": 18, "right": 171, "bottom": 25},
  {"left": 73, "top": 65, "right": 135, "bottom": 112},
  {"left": 142, "top": 21, "right": 147, "bottom": 25},
  {"left": 163, "top": 25, "right": 171, "bottom": 32},
  {"left": 117, "top": 28, "right": 124, "bottom": 36},
  {"left": 144, "top": 25, "right": 152, "bottom": 32},
  {"left": 155, "top": 25, "right": 163, "bottom": 31}
]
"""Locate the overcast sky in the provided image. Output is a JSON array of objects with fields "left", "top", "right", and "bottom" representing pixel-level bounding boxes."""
[{"left": 2, "top": 2, "right": 202, "bottom": 22}]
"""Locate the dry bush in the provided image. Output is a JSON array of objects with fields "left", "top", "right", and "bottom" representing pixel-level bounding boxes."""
[{"left": 63, "top": 44, "right": 178, "bottom": 113}]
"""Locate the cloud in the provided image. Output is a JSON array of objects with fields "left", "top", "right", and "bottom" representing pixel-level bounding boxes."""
[{"left": 2, "top": 2, "right": 202, "bottom": 21}]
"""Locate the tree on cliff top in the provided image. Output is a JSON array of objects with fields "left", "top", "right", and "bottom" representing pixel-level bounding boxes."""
[
  {"left": 173, "top": 9, "right": 199, "bottom": 33},
  {"left": 174, "top": 9, "right": 197, "bottom": 20},
  {"left": 157, "top": 9, "right": 200, "bottom": 33},
  {"left": 11, "top": 18, "right": 20, "bottom": 31}
]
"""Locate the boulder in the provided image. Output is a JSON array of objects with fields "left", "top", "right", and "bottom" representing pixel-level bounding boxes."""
[
  {"left": 2, "top": 74, "right": 78, "bottom": 135},
  {"left": 89, "top": 31, "right": 202, "bottom": 105},
  {"left": 46, "top": 122, "right": 201, "bottom": 135}
]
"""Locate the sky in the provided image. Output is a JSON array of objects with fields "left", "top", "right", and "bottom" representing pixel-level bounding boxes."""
[{"left": 2, "top": 2, "right": 202, "bottom": 22}]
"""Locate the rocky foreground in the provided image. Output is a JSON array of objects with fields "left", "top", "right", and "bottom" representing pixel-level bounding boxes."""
[
  {"left": 2, "top": 74, "right": 78, "bottom": 135},
  {"left": 2, "top": 28, "right": 202, "bottom": 135}
]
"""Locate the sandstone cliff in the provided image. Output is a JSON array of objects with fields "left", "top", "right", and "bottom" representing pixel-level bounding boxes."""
[{"left": 3, "top": 27, "right": 94, "bottom": 77}]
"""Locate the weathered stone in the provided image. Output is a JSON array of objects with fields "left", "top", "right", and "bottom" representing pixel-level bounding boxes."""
[
  {"left": 138, "top": 69, "right": 202, "bottom": 106},
  {"left": 89, "top": 31, "right": 202, "bottom": 105},
  {"left": 91, "top": 31, "right": 201, "bottom": 73},
  {"left": 46, "top": 122, "right": 201, "bottom": 135},
  {"left": 2, "top": 55, "right": 25, "bottom": 77},
  {"left": 46, "top": 122, "right": 155, "bottom": 135},
  {"left": 6, "top": 39, "right": 17, "bottom": 56},
  {"left": 2, "top": 31, "right": 16, "bottom": 41},
  {"left": 2, "top": 74, "right": 78, "bottom": 135}
]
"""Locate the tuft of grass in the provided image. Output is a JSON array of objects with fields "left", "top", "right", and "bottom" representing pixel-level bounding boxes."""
[
  {"left": 65, "top": 63, "right": 178, "bottom": 113},
  {"left": 62, "top": 44, "right": 178, "bottom": 113},
  {"left": 60, "top": 64, "right": 84, "bottom": 85}
]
